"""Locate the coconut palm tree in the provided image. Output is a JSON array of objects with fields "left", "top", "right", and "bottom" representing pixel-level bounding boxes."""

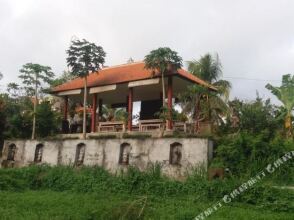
[
  {"left": 182, "top": 53, "right": 231, "bottom": 132},
  {"left": 266, "top": 74, "right": 294, "bottom": 137},
  {"left": 187, "top": 53, "right": 231, "bottom": 100}
]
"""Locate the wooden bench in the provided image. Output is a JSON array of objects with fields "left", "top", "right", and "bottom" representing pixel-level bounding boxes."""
[
  {"left": 139, "top": 119, "right": 164, "bottom": 131},
  {"left": 98, "top": 121, "right": 125, "bottom": 132}
]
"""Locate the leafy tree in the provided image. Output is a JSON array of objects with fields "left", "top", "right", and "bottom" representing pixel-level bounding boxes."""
[
  {"left": 144, "top": 47, "right": 183, "bottom": 107},
  {"left": 0, "top": 72, "right": 3, "bottom": 80},
  {"left": 182, "top": 53, "right": 231, "bottom": 132},
  {"left": 19, "top": 63, "right": 54, "bottom": 139},
  {"left": 0, "top": 95, "right": 7, "bottom": 153},
  {"left": 1, "top": 95, "right": 33, "bottom": 139},
  {"left": 7, "top": 83, "right": 20, "bottom": 98},
  {"left": 66, "top": 38, "right": 106, "bottom": 139},
  {"left": 266, "top": 74, "right": 294, "bottom": 137},
  {"left": 220, "top": 97, "right": 281, "bottom": 135},
  {"left": 49, "top": 71, "right": 75, "bottom": 87},
  {"left": 35, "top": 101, "right": 61, "bottom": 137}
]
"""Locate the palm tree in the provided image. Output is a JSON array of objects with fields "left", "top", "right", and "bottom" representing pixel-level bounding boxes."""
[
  {"left": 67, "top": 39, "right": 106, "bottom": 139},
  {"left": 183, "top": 53, "right": 231, "bottom": 132},
  {"left": 266, "top": 74, "right": 294, "bottom": 137},
  {"left": 144, "top": 47, "right": 183, "bottom": 107}
]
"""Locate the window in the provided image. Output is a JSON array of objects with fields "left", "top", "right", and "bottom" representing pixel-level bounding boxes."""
[
  {"left": 169, "top": 142, "right": 182, "bottom": 165},
  {"left": 7, "top": 144, "right": 16, "bottom": 161},
  {"left": 34, "top": 144, "right": 44, "bottom": 163},
  {"left": 75, "top": 143, "right": 86, "bottom": 166},
  {"left": 119, "top": 143, "right": 131, "bottom": 165}
]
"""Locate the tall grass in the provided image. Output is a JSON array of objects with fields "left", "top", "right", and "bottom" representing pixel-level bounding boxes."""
[{"left": 0, "top": 164, "right": 293, "bottom": 213}]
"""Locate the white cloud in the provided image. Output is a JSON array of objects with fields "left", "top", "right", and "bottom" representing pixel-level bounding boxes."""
[{"left": 0, "top": 0, "right": 294, "bottom": 103}]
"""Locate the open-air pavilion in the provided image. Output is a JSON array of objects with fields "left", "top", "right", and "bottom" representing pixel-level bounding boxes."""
[{"left": 51, "top": 61, "right": 215, "bottom": 134}]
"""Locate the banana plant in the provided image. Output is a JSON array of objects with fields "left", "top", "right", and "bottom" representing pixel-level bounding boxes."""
[{"left": 266, "top": 74, "right": 294, "bottom": 137}]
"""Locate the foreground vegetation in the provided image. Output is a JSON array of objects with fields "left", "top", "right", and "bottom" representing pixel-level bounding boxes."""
[
  {"left": 0, "top": 165, "right": 293, "bottom": 219},
  {"left": 0, "top": 190, "right": 293, "bottom": 220}
]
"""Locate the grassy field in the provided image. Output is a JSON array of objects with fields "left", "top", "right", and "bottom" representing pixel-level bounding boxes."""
[
  {"left": 0, "top": 165, "right": 293, "bottom": 219},
  {"left": 0, "top": 190, "right": 293, "bottom": 220}
]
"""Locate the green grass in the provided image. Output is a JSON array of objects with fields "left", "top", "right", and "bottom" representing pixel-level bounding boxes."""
[
  {"left": 0, "top": 190, "right": 293, "bottom": 220},
  {"left": 0, "top": 165, "right": 293, "bottom": 219}
]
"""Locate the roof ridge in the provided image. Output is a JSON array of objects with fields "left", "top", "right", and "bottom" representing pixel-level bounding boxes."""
[{"left": 101, "top": 61, "right": 144, "bottom": 70}]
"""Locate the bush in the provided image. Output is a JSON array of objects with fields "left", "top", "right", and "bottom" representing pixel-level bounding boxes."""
[{"left": 214, "top": 132, "right": 294, "bottom": 183}]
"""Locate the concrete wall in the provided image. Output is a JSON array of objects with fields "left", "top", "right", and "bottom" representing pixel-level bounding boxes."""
[{"left": 0, "top": 138, "right": 212, "bottom": 178}]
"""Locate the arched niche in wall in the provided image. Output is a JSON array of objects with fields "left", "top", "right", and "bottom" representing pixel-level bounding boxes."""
[
  {"left": 34, "top": 144, "right": 44, "bottom": 163},
  {"left": 7, "top": 144, "right": 16, "bottom": 161},
  {"left": 169, "top": 142, "right": 182, "bottom": 165},
  {"left": 119, "top": 143, "right": 131, "bottom": 165},
  {"left": 75, "top": 143, "right": 86, "bottom": 166}
]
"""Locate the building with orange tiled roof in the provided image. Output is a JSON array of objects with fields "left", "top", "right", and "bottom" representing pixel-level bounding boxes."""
[{"left": 51, "top": 61, "right": 215, "bottom": 133}]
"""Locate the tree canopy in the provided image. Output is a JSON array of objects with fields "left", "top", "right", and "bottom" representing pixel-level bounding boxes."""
[
  {"left": 19, "top": 63, "right": 54, "bottom": 139},
  {"left": 144, "top": 47, "right": 183, "bottom": 74},
  {"left": 144, "top": 47, "right": 183, "bottom": 106},
  {"left": 66, "top": 39, "right": 106, "bottom": 78},
  {"left": 19, "top": 63, "right": 54, "bottom": 96},
  {"left": 66, "top": 38, "right": 106, "bottom": 139}
]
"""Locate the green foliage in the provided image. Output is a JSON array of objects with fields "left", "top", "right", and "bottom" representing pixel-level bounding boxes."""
[
  {"left": 102, "top": 105, "right": 128, "bottom": 122},
  {"left": 88, "top": 134, "right": 117, "bottom": 139},
  {"left": 214, "top": 132, "right": 294, "bottom": 183},
  {"left": 144, "top": 47, "right": 183, "bottom": 73},
  {"left": 19, "top": 63, "right": 54, "bottom": 96},
  {"left": 0, "top": 95, "right": 7, "bottom": 140},
  {"left": 187, "top": 53, "right": 231, "bottom": 100},
  {"left": 66, "top": 38, "right": 106, "bottom": 78},
  {"left": 0, "top": 95, "right": 60, "bottom": 139},
  {"left": 1, "top": 190, "right": 293, "bottom": 220},
  {"left": 35, "top": 101, "right": 61, "bottom": 137},
  {"left": 6, "top": 82, "right": 20, "bottom": 98},
  {"left": 181, "top": 53, "right": 231, "bottom": 132},
  {"left": 154, "top": 106, "right": 179, "bottom": 122},
  {"left": 144, "top": 47, "right": 183, "bottom": 107},
  {"left": 66, "top": 38, "right": 106, "bottom": 138},
  {"left": 0, "top": 165, "right": 293, "bottom": 214},
  {"left": 221, "top": 97, "right": 282, "bottom": 135},
  {"left": 266, "top": 74, "right": 294, "bottom": 136},
  {"left": 2, "top": 95, "right": 33, "bottom": 139},
  {"left": 122, "top": 133, "right": 152, "bottom": 139},
  {"left": 49, "top": 71, "right": 75, "bottom": 87}
]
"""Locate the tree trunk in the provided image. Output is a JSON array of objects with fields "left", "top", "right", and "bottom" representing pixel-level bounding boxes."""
[
  {"left": 31, "top": 74, "right": 37, "bottom": 140},
  {"left": 285, "top": 112, "right": 293, "bottom": 138},
  {"left": 194, "top": 94, "right": 200, "bottom": 134},
  {"left": 161, "top": 72, "right": 166, "bottom": 107},
  {"left": 82, "top": 76, "right": 87, "bottom": 139}
]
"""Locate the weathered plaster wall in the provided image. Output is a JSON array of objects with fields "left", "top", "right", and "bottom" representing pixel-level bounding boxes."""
[{"left": 0, "top": 138, "right": 212, "bottom": 178}]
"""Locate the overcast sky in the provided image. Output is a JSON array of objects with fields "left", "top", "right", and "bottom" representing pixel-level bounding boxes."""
[{"left": 1, "top": 0, "right": 294, "bottom": 104}]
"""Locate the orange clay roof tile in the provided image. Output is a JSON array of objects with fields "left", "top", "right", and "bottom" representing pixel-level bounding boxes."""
[{"left": 51, "top": 61, "right": 216, "bottom": 92}]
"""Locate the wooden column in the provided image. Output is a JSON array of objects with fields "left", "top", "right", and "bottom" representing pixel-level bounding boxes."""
[
  {"left": 91, "top": 94, "right": 97, "bottom": 133},
  {"left": 63, "top": 96, "right": 68, "bottom": 120},
  {"left": 127, "top": 88, "right": 133, "bottom": 131},
  {"left": 98, "top": 98, "right": 103, "bottom": 122},
  {"left": 167, "top": 76, "right": 173, "bottom": 130}
]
